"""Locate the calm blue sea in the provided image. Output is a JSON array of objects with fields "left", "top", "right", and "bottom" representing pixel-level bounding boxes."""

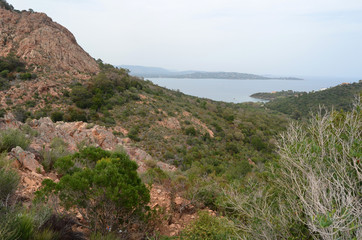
[{"left": 147, "top": 76, "right": 360, "bottom": 103}]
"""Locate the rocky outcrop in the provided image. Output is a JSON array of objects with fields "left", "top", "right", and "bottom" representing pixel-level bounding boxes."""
[
  {"left": 158, "top": 117, "right": 181, "bottom": 130},
  {"left": 0, "top": 8, "right": 99, "bottom": 74},
  {"left": 0, "top": 114, "right": 176, "bottom": 173},
  {"left": 9, "top": 146, "right": 44, "bottom": 173},
  {"left": 1, "top": 114, "right": 201, "bottom": 237}
]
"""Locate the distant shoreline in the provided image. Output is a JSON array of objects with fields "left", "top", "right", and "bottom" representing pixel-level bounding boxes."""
[{"left": 146, "top": 76, "right": 304, "bottom": 80}]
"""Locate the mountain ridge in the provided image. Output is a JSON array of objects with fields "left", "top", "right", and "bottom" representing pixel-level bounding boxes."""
[{"left": 120, "top": 65, "right": 303, "bottom": 80}]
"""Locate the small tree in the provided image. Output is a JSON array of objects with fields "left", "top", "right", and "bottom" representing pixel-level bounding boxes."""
[{"left": 37, "top": 148, "right": 150, "bottom": 235}]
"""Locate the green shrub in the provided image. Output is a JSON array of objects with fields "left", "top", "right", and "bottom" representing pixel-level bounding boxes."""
[
  {"left": 0, "top": 78, "right": 10, "bottom": 91},
  {"left": 250, "top": 136, "right": 266, "bottom": 151},
  {"left": 41, "top": 138, "right": 70, "bottom": 172},
  {"left": 225, "top": 142, "right": 239, "bottom": 154},
  {"left": 25, "top": 100, "right": 36, "bottom": 108},
  {"left": 63, "top": 107, "right": 87, "bottom": 122},
  {"left": 180, "top": 211, "right": 236, "bottom": 239},
  {"left": 70, "top": 86, "right": 92, "bottom": 109},
  {"left": 0, "top": 128, "right": 30, "bottom": 152},
  {"left": 38, "top": 148, "right": 150, "bottom": 234},
  {"left": 185, "top": 126, "right": 197, "bottom": 136},
  {"left": 32, "top": 229, "right": 59, "bottom": 240},
  {"left": 0, "top": 53, "right": 25, "bottom": 72},
  {"left": 0, "top": 208, "right": 20, "bottom": 240},
  {"left": 16, "top": 214, "right": 34, "bottom": 240},
  {"left": 90, "top": 232, "right": 119, "bottom": 240},
  {"left": 128, "top": 126, "right": 141, "bottom": 141},
  {"left": 0, "top": 109, "right": 5, "bottom": 118},
  {"left": 50, "top": 111, "right": 64, "bottom": 122},
  {"left": 141, "top": 167, "right": 169, "bottom": 185},
  {"left": 0, "top": 211, "right": 36, "bottom": 240},
  {"left": 21, "top": 123, "right": 38, "bottom": 137},
  {"left": 0, "top": 69, "right": 9, "bottom": 78},
  {"left": 19, "top": 72, "right": 32, "bottom": 80},
  {"left": 0, "top": 165, "right": 19, "bottom": 204},
  {"left": 54, "top": 146, "right": 111, "bottom": 175},
  {"left": 12, "top": 107, "right": 30, "bottom": 123}
]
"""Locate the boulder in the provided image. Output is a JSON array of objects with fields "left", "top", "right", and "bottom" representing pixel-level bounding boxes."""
[{"left": 9, "top": 146, "right": 44, "bottom": 173}]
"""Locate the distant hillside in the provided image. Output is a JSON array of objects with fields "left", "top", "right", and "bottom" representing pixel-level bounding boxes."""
[
  {"left": 119, "top": 65, "right": 195, "bottom": 78},
  {"left": 159, "top": 71, "right": 270, "bottom": 79},
  {"left": 264, "top": 81, "right": 362, "bottom": 119},
  {"left": 120, "top": 65, "right": 173, "bottom": 75},
  {"left": 251, "top": 90, "right": 306, "bottom": 101},
  {"left": 119, "top": 65, "right": 302, "bottom": 80},
  {"left": 162, "top": 72, "right": 303, "bottom": 80}
]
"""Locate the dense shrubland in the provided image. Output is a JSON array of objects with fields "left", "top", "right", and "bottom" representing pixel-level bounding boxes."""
[
  {"left": 264, "top": 81, "right": 362, "bottom": 119},
  {"left": 1, "top": 59, "right": 360, "bottom": 238},
  {"left": 251, "top": 89, "right": 305, "bottom": 100}
]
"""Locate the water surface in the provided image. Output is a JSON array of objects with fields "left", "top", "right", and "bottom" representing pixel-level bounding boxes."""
[{"left": 148, "top": 77, "right": 359, "bottom": 103}]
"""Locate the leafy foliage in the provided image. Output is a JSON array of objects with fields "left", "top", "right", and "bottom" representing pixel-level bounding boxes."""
[
  {"left": 180, "top": 211, "right": 236, "bottom": 239},
  {"left": 70, "top": 67, "right": 143, "bottom": 111},
  {"left": 37, "top": 147, "right": 150, "bottom": 234}
]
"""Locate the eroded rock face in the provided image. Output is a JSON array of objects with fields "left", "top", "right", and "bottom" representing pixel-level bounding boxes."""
[
  {"left": 0, "top": 8, "right": 99, "bottom": 74},
  {"left": 28, "top": 117, "right": 123, "bottom": 152}
]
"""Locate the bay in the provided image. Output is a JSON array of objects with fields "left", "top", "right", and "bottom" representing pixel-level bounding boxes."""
[{"left": 147, "top": 76, "right": 359, "bottom": 103}]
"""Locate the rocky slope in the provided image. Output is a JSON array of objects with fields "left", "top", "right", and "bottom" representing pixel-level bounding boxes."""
[
  {"left": 0, "top": 113, "right": 176, "bottom": 173},
  {"left": 0, "top": 8, "right": 99, "bottom": 75},
  {"left": 0, "top": 114, "right": 200, "bottom": 237}
]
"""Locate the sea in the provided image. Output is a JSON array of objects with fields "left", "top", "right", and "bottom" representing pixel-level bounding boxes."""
[{"left": 147, "top": 76, "right": 360, "bottom": 103}]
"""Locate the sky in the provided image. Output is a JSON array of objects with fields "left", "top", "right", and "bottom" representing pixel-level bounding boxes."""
[{"left": 9, "top": 0, "right": 362, "bottom": 77}]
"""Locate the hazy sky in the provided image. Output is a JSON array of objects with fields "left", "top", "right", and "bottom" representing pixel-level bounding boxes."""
[{"left": 9, "top": 0, "right": 362, "bottom": 77}]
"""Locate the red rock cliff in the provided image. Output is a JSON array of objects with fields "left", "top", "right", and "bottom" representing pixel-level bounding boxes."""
[{"left": 0, "top": 8, "right": 99, "bottom": 74}]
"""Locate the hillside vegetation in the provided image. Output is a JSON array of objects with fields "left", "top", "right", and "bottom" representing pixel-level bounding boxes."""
[
  {"left": 250, "top": 89, "right": 305, "bottom": 100},
  {"left": 0, "top": 4, "right": 360, "bottom": 239},
  {"left": 0, "top": 60, "right": 292, "bottom": 238},
  {"left": 264, "top": 81, "right": 362, "bottom": 119},
  {"left": 252, "top": 81, "right": 362, "bottom": 120},
  {"left": 2, "top": 60, "right": 360, "bottom": 239},
  {"left": 7, "top": 61, "right": 288, "bottom": 180}
]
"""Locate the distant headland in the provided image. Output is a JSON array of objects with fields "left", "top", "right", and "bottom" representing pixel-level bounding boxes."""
[{"left": 119, "top": 65, "right": 303, "bottom": 80}]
